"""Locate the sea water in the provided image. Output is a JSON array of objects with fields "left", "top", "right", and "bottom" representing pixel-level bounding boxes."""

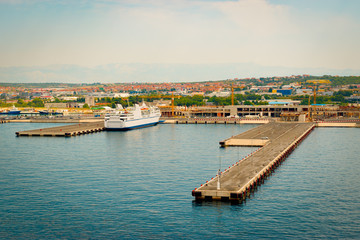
[{"left": 0, "top": 123, "right": 359, "bottom": 239}]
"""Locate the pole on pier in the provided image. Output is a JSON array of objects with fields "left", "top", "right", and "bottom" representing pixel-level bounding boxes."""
[
  {"left": 217, "top": 169, "right": 221, "bottom": 190},
  {"left": 217, "top": 155, "right": 221, "bottom": 190},
  {"left": 231, "top": 85, "right": 234, "bottom": 106},
  {"left": 171, "top": 93, "right": 175, "bottom": 117}
]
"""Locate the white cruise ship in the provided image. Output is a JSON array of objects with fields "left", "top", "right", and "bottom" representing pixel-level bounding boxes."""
[{"left": 104, "top": 103, "right": 161, "bottom": 130}]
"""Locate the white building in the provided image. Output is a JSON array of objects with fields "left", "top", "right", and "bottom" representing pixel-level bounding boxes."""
[
  {"left": 208, "top": 91, "right": 231, "bottom": 97},
  {"left": 295, "top": 89, "right": 313, "bottom": 95},
  {"left": 88, "top": 92, "right": 130, "bottom": 98}
]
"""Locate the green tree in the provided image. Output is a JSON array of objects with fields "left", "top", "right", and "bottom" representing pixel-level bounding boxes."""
[
  {"left": 16, "top": 99, "right": 27, "bottom": 107},
  {"left": 334, "top": 90, "right": 352, "bottom": 97},
  {"left": 331, "top": 94, "right": 345, "bottom": 102},
  {"left": 83, "top": 103, "right": 90, "bottom": 108},
  {"left": 174, "top": 95, "right": 205, "bottom": 106},
  {"left": 255, "top": 101, "right": 269, "bottom": 105},
  {"left": 76, "top": 97, "right": 85, "bottom": 102},
  {"left": 300, "top": 97, "right": 310, "bottom": 105},
  {"left": 28, "top": 98, "right": 44, "bottom": 107},
  {"left": 207, "top": 96, "right": 225, "bottom": 106}
]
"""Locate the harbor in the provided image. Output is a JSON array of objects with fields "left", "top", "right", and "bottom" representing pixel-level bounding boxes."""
[
  {"left": 1, "top": 0, "right": 360, "bottom": 237},
  {"left": 12, "top": 116, "right": 359, "bottom": 138},
  {"left": 193, "top": 122, "right": 315, "bottom": 202},
  {"left": 1, "top": 120, "right": 359, "bottom": 239}
]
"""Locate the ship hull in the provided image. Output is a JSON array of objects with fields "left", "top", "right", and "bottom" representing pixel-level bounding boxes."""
[
  {"left": 105, "top": 121, "right": 159, "bottom": 131},
  {"left": 105, "top": 116, "right": 160, "bottom": 131},
  {"left": 0, "top": 110, "right": 21, "bottom": 115}
]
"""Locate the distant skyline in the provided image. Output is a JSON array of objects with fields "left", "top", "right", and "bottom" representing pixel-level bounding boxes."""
[{"left": 1, "top": 0, "right": 360, "bottom": 83}]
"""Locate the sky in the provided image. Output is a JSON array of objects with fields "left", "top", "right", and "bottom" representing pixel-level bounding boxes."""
[{"left": 0, "top": 0, "right": 360, "bottom": 83}]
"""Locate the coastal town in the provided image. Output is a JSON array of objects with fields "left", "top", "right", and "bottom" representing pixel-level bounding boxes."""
[
  {"left": 1, "top": 74, "right": 360, "bottom": 122},
  {"left": 2, "top": 0, "right": 360, "bottom": 238}
]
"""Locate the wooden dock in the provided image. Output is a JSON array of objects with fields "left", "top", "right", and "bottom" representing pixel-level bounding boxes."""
[
  {"left": 16, "top": 122, "right": 105, "bottom": 137},
  {"left": 192, "top": 122, "right": 315, "bottom": 202}
]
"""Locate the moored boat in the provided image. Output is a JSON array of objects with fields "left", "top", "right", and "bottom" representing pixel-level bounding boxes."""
[
  {"left": 104, "top": 103, "right": 161, "bottom": 130},
  {"left": 39, "top": 110, "right": 63, "bottom": 116},
  {"left": 0, "top": 106, "right": 21, "bottom": 115}
]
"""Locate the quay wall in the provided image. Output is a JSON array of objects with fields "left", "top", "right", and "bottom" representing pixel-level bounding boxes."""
[
  {"left": 317, "top": 121, "right": 360, "bottom": 128},
  {"left": 162, "top": 117, "right": 269, "bottom": 124}
]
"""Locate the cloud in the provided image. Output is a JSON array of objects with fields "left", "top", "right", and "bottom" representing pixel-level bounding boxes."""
[
  {"left": 0, "top": 0, "right": 48, "bottom": 4},
  {"left": 0, "top": 0, "right": 360, "bottom": 80},
  {"left": 213, "top": 0, "right": 293, "bottom": 36},
  {"left": 1, "top": 63, "right": 359, "bottom": 83}
]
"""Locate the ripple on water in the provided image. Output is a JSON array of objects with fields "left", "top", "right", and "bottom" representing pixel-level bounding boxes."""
[{"left": 0, "top": 123, "right": 359, "bottom": 239}]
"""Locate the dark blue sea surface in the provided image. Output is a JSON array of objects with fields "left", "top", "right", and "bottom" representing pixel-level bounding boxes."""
[{"left": 0, "top": 123, "right": 359, "bottom": 239}]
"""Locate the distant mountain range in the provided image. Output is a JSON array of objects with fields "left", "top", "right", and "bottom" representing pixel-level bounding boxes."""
[{"left": 1, "top": 63, "right": 359, "bottom": 84}]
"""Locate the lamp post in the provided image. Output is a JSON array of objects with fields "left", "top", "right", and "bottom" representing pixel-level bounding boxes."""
[{"left": 217, "top": 155, "right": 221, "bottom": 190}]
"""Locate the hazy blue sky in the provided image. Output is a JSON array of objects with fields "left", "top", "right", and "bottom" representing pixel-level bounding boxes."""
[{"left": 1, "top": 0, "right": 360, "bottom": 83}]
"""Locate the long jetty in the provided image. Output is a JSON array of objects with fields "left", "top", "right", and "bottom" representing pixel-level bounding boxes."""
[
  {"left": 16, "top": 122, "right": 105, "bottom": 137},
  {"left": 192, "top": 122, "right": 315, "bottom": 202}
]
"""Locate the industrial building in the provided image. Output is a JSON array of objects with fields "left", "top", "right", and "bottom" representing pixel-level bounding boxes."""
[{"left": 159, "top": 104, "right": 360, "bottom": 122}]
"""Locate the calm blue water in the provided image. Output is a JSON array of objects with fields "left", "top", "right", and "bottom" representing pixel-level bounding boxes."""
[{"left": 0, "top": 123, "right": 359, "bottom": 239}]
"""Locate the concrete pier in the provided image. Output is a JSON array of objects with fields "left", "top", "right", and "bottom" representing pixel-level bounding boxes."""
[
  {"left": 192, "top": 122, "right": 315, "bottom": 202},
  {"left": 219, "top": 122, "right": 309, "bottom": 147},
  {"left": 16, "top": 122, "right": 105, "bottom": 137},
  {"left": 10, "top": 117, "right": 103, "bottom": 123}
]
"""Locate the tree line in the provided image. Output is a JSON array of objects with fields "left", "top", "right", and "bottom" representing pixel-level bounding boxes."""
[
  {"left": 0, "top": 98, "right": 45, "bottom": 107},
  {"left": 1, "top": 89, "right": 356, "bottom": 108}
]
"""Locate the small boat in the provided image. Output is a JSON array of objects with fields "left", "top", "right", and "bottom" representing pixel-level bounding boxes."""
[
  {"left": 20, "top": 108, "right": 39, "bottom": 116},
  {"left": 39, "top": 110, "right": 50, "bottom": 115},
  {"left": 0, "top": 106, "right": 21, "bottom": 115},
  {"left": 104, "top": 103, "right": 161, "bottom": 130},
  {"left": 39, "top": 110, "right": 63, "bottom": 116}
]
